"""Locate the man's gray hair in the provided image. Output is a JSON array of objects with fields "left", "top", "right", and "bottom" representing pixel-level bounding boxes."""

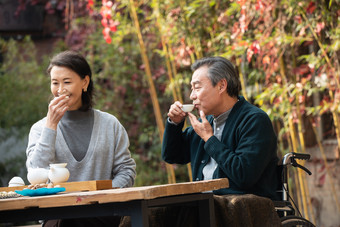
[{"left": 191, "top": 56, "right": 241, "bottom": 98}]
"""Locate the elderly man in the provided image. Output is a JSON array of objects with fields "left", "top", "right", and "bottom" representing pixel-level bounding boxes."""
[{"left": 162, "top": 56, "right": 279, "bottom": 200}]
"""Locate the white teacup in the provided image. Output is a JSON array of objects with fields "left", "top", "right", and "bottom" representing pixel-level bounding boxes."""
[
  {"left": 181, "top": 104, "right": 194, "bottom": 112},
  {"left": 8, "top": 176, "right": 25, "bottom": 187},
  {"left": 27, "top": 168, "right": 49, "bottom": 185}
]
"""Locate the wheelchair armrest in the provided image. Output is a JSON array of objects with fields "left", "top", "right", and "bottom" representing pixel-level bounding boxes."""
[{"left": 273, "top": 200, "right": 295, "bottom": 216}]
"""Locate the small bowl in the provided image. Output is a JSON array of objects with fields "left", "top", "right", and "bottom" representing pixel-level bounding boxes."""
[
  {"left": 8, "top": 176, "right": 25, "bottom": 187},
  {"left": 181, "top": 104, "right": 194, "bottom": 112}
]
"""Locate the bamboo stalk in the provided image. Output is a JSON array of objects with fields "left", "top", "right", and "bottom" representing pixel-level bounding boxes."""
[
  {"left": 292, "top": 168, "right": 303, "bottom": 213},
  {"left": 289, "top": 117, "right": 305, "bottom": 212},
  {"left": 284, "top": 118, "right": 293, "bottom": 157},
  {"left": 129, "top": 0, "right": 176, "bottom": 183},
  {"left": 290, "top": 113, "right": 312, "bottom": 220},
  {"left": 329, "top": 89, "right": 340, "bottom": 157},
  {"left": 297, "top": 167, "right": 309, "bottom": 218},
  {"left": 310, "top": 118, "right": 340, "bottom": 212},
  {"left": 167, "top": 43, "right": 185, "bottom": 102},
  {"left": 332, "top": 111, "right": 340, "bottom": 156},
  {"left": 236, "top": 58, "right": 248, "bottom": 100},
  {"left": 152, "top": 0, "right": 192, "bottom": 182},
  {"left": 295, "top": 91, "right": 316, "bottom": 221},
  {"left": 288, "top": 117, "right": 299, "bottom": 153},
  {"left": 301, "top": 166, "right": 315, "bottom": 223},
  {"left": 279, "top": 54, "right": 311, "bottom": 217},
  {"left": 166, "top": 42, "right": 193, "bottom": 181},
  {"left": 283, "top": 120, "right": 300, "bottom": 211}
]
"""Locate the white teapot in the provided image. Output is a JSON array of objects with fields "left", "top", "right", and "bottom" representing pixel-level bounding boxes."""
[
  {"left": 48, "top": 163, "right": 70, "bottom": 183},
  {"left": 27, "top": 168, "right": 49, "bottom": 185}
]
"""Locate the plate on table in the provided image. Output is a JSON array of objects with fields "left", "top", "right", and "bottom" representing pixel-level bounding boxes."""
[{"left": 15, "top": 187, "right": 66, "bottom": 197}]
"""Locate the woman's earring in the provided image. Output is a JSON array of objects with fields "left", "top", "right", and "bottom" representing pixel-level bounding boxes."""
[{"left": 83, "top": 88, "right": 87, "bottom": 92}]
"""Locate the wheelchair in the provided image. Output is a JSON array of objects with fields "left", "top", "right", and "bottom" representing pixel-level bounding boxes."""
[{"left": 274, "top": 152, "right": 316, "bottom": 227}]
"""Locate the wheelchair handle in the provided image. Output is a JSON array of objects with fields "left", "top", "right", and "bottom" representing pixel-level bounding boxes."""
[
  {"left": 292, "top": 152, "right": 311, "bottom": 161},
  {"left": 282, "top": 152, "right": 310, "bottom": 165},
  {"left": 291, "top": 159, "right": 312, "bottom": 175},
  {"left": 282, "top": 152, "right": 312, "bottom": 175}
]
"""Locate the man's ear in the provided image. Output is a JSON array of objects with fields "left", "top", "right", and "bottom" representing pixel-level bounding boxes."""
[{"left": 218, "top": 79, "right": 227, "bottom": 94}]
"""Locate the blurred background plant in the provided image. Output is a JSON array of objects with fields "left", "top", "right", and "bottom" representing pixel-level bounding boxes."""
[{"left": 0, "top": 0, "right": 339, "bottom": 225}]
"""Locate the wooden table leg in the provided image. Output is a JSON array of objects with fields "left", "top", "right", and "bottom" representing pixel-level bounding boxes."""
[
  {"left": 129, "top": 200, "right": 149, "bottom": 227},
  {"left": 198, "top": 195, "right": 216, "bottom": 227}
]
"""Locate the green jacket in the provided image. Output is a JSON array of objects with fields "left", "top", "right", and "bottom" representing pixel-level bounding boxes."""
[{"left": 162, "top": 96, "right": 279, "bottom": 200}]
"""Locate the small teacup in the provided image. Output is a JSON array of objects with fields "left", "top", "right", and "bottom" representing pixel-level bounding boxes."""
[{"left": 181, "top": 104, "right": 194, "bottom": 112}]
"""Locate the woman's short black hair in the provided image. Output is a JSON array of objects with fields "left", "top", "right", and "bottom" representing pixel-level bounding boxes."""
[
  {"left": 191, "top": 56, "right": 241, "bottom": 98},
  {"left": 47, "top": 50, "right": 94, "bottom": 111}
]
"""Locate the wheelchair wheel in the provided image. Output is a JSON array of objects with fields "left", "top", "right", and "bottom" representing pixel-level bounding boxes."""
[{"left": 281, "top": 215, "right": 315, "bottom": 227}]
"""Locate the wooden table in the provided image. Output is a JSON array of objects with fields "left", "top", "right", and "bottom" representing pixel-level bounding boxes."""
[{"left": 0, "top": 178, "right": 229, "bottom": 227}]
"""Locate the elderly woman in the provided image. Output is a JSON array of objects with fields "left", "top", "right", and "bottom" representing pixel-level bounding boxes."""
[{"left": 26, "top": 50, "right": 136, "bottom": 227}]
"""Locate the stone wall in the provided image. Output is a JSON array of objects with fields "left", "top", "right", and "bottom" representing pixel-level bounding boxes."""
[{"left": 305, "top": 139, "right": 340, "bottom": 227}]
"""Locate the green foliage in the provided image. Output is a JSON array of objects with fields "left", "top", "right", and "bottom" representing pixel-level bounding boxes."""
[
  {"left": 0, "top": 37, "right": 51, "bottom": 138},
  {"left": 0, "top": 37, "right": 52, "bottom": 186}
]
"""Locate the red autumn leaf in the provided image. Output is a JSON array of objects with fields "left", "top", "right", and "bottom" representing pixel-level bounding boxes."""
[
  {"left": 247, "top": 41, "right": 261, "bottom": 62},
  {"left": 255, "top": 0, "right": 265, "bottom": 12},
  {"left": 105, "top": 36, "right": 112, "bottom": 44},
  {"left": 289, "top": 97, "right": 295, "bottom": 103},
  {"left": 273, "top": 96, "right": 283, "bottom": 105},
  {"left": 102, "top": 27, "right": 110, "bottom": 36},
  {"left": 87, "top": 0, "right": 94, "bottom": 11},
  {"left": 306, "top": 2, "right": 316, "bottom": 14},
  {"left": 217, "top": 13, "right": 228, "bottom": 25},
  {"left": 239, "top": 14, "right": 247, "bottom": 33},
  {"left": 293, "top": 64, "right": 310, "bottom": 76},
  {"left": 303, "top": 41, "right": 314, "bottom": 46},
  {"left": 237, "top": 0, "right": 247, "bottom": 7},
  {"left": 262, "top": 55, "right": 270, "bottom": 64},
  {"left": 238, "top": 41, "right": 249, "bottom": 46},
  {"left": 247, "top": 48, "right": 254, "bottom": 63},
  {"left": 275, "top": 75, "right": 282, "bottom": 84},
  {"left": 294, "top": 15, "right": 302, "bottom": 24},
  {"left": 318, "top": 173, "right": 326, "bottom": 186},
  {"left": 316, "top": 22, "right": 325, "bottom": 35},
  {"left": 101, "top": 18, "right": 108, "bottom": 27},
  {"left": 251, "top": 41, "right": 260, "bottom": 54},
  {"left": 318, "top": 163, "right": 326, "bottom": 173},
  {"left": 299, "top": 95, "right": 305, "bottom": 103},
  {"left": 110, "top": 25, "right": 117, "bottom": 32}
]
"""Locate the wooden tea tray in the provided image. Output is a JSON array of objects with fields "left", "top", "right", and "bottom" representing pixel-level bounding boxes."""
[{"left": 0, "top": 180, "right": 113, "bottom": 193}]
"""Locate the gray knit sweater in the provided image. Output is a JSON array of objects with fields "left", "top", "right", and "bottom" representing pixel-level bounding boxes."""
[{"left": 26, "top": 109, "right": 136, "bottom": 188}]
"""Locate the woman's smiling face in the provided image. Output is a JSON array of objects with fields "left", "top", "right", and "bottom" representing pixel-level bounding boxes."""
[{"left": 50, "top": 66, "right": 89, "bottom": 111}]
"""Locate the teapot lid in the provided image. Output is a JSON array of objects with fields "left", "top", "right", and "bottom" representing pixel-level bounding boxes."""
[{"left": 50, "top": 163, "right": 68, "bottom": 168}]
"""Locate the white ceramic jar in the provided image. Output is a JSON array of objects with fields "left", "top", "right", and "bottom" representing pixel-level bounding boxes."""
[{"left": 48, "top": 163, "right": 70, "bottom": 183}]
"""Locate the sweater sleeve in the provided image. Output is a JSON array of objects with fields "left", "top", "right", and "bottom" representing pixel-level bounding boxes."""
[
  {"left": 161, "top": 119, "right": 191, "bottom": 164},
  {"left": 111, "top": 121, "right": 136, "bottom": 188},
  {"left": 26, "top": 119, "right": 57, "bottom": 169},
  {"left": 204, "top": 112, "right": 277, "bottom": 190}
]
